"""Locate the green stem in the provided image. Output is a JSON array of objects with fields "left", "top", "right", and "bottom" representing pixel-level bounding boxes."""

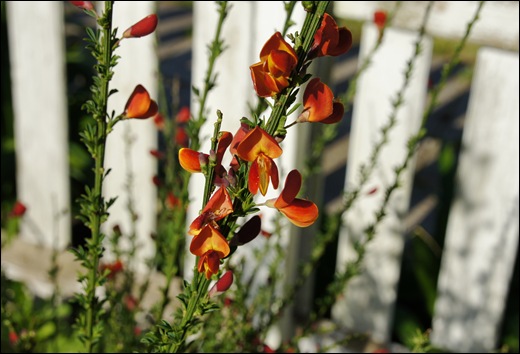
[
  {"left": 264, "top": 1, "right": 330, "bottom": 136},
  {"left": 84, "top": 2, "right": 114, "bottom": 352}
]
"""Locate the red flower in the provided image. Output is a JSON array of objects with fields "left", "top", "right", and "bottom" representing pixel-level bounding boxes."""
[
  {"left": 69, "top": 1, "right": 94, "bottom": 11},
  {"left": 10, "top": 201, "right": 27, "bottom": 217},
  {"left": 124, "top": 85, "right": 158, "bottom": 119},
  {"left": 250, "top": 32, "right": 298, "bottom": 97},
  {"left": 9, "top": 331, "right": 19, "bottom": 345},
  {"left": 265, "top": 170, "right": 318, "bottom": 227},
  {"left": 189, "top": 186, "right": 233, "bottom": 236},
  {"left": 296, "top": 77, "right": 344, "bottom": 124},
  {"left": 153, "top": 113, "right": 165, "bottom": 130},
  {"left": 176, "top": 106, "right": 191, "bottom": 123},
  {"left": 208, "top": 270, "right": 234, "bottom": 297},
  {"left": 122, "top": 14, "right": 158, "bottom": 39},
  {"left": 373, "top": 10, "right": 388, "bottom": 31},
  {"left": 179, "top": 132, "right": 232, "bottom": 174},
  {"left": 99, "top": 259, "right": 124, "bottom": 279},
  {"left": 236, "top": 126, "right": 282, "bottom": 196},
  {"left": 190, "top": 224, "right": 230, "bottom": 279},
  {"left": 309, "top": 13, "right": 352, "bottom": 59}
]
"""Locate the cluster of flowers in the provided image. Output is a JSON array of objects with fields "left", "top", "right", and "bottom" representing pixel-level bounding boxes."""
[
  {"left": 177, "top": 12, "right": 353, "bottom": 280},
  {"left": 72, "top": 1, "right": 352, "bottom": 283}
]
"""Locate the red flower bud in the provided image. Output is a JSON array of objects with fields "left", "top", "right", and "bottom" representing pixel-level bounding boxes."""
[
  {"left": 10, "top": 201, "right": 27, "bottom": 217},
  {"left": 69, "top": 1, "right": 94, "bottom": 11},
  {"left": 208, "top": 270, "right": 234, "bottom": 297},
  {"left": 122, "top": 14, "right": 158, "bottom": 39}
]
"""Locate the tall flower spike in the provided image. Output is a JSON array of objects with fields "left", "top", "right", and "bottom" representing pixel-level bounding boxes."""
[
  {"left": 296, "top": 78, "right": 344, "bottom": 124},
  {"left": 190, "top": 224, "right": 231, "bottom": 279},
  {"left": 124, "top": 84, "right": 158, "bottom": 119},
  {"left": 250, "top": 32, "right": 298, "bottom": 97},
  {"left": 236, "top": 126, "right": 283, "bottom": 196},
  {"left": 265, "top": 170, "right": 319, "bottom": 227},
  {"left": 189, "top": 186, "right": 234, "bottom": 236},
  {"left": 308, "top": 13, "right": 353, "bottom": 59},
  {"left": 122, "top": 14, "right": 158, "bottom": 39}
]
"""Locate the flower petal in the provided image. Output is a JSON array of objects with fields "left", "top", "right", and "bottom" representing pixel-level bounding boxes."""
[
  {"left": 236, "top": 126, "right": 283, "bottom": 162},
  {"left": 124, "top": 85, "right": 158, "bottom": 119},
  {"left": 190, "top": 224, "right": 230, "bottom": 259},
  {"left": 278, "top": 199, "right": 319, "bottom": 227},
  {"left": 300, "top": 78, "right": 334, "bottom": 123},
  {"left": 122, "top": 14, "right": 158, "bottom": 39},
  {"left": 179, "top": 148, "right": 204, "bottom": 173},
  {"left": 274, "top": 170, "right": 302, "bottom": 209}
]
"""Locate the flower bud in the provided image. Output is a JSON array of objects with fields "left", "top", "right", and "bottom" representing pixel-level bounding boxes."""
[
  {"left": 122, "top": 14, "right": 158, "bottom": 39},
  {"left": 208, "top": 270, "right": 234, "bottom": 297}
]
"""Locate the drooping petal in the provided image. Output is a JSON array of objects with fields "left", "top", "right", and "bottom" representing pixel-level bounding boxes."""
[
  {"left": 179, "top": 148, "right": 205, "bottom": 173},
  {"left": 236, "top": 126, "right": 283, "bottom": 162},
  {"left": 124, "top": 85, "right": 158, "bottom": 119},
  {"left": 277, "top": 199, "right": 319, "bottom": 227},
  {"left": 190, "top": 224, "right": 230, "bottom": 258},
  {"left": 197, "top": 251, "right": 221, "bottom": 279},
  {"left": 250, "top": 62, "right": 279, "bottom": 98},
  {"left": 216, "top": 131, "right": 233, "bottom": 166},
  {"left": 309, "top": 13, "right": 352, "bottom": 58},
  {"left": 202, "top": 186, "right": 234, "bottom": 221},
  {"left": 320, "top": 101, "right": 344, "bottom": 124},
  {"left": 274, "top": 169, "right": 301, "bottom": 209},
  {"left": 248, "top": 158, "right": 261, "bottom": 195},
  {"left": 299, "top": 78, "right": 334, "bottom": 123}
]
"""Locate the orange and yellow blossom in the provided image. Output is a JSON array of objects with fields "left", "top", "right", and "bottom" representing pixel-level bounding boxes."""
[
  {"left": 308, "top": 13, "right": 353, "bottom": 59},
  {"left": 296, "top": 77, "right": 344, "bottom": 124},
  {"left": 190, "top": 224, "right": 231, "bottom": 279},
  {"left": 265, "top": 170, "right": 318, "bottom": 227},
  {"left": 124, "top": 84, "right": 158, "bottom": 119},
  {"left": 250, "top": 32, "right": 298, "bottom": 97},
  {"left": 178, "top": 131, "right": 233, "bottom": 174},
  {"left": 236, "top": 126, "right": 283, "bottom": 196},
  {"left": 188, "top": 186, "right": 234, "bottom": 236}
]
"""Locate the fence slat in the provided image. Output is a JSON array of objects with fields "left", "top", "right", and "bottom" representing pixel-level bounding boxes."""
[
  {"left": 331, "top": 23, "right": 432, "bottom": 344},
  {"left": 7, "top": 2, "right": 71, "bottom": 250},
  {"left": 430, "top": 47, "right": 520, "bottom": 353},
  {"left": 102, "top": 1, "right": 158, "bottom": 273}
]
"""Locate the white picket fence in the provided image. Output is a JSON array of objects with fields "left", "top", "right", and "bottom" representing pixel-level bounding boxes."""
[{"left": 2, "top": 1, "right": 519, "bottom": 353}]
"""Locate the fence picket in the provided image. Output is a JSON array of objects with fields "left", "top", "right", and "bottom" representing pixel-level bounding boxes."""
[
  {"left": 6, "top": 2, "right": 71, "bottom": 250},
  {"left": 430, "top": 47, "right": 520, "bottom": 353},
  {"left": 331, "top": 23, "right": 433, "bottom": 345}
]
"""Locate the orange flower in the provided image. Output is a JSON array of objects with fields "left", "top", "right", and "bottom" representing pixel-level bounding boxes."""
[
  {"left": 124, "top": 84, "right": 158, "bottom": 119},
  {"left": 178, "top": 131, "right": 233, "bottom": 174},
  {"left": 189, "top": 186, "right": 233, "bottom": 236},
  {"left": 122, "top": 14, "right": 158, "bottom": 39},
  {"left": 190, "top": 224, "right": 231, "bottom": 279},
  {"left": 308, "top": 13, "right": 352, "bottom": 59},
  {"left": 236, "top": 126, "right": 282, "bottom": 196},
  {"left": 265, "top": 170, "right": 318, "bottom": 227},
  {"left": 250, "top": 32, "right": 298, "bottom": 97},
  {"left": 296, "top": 78, "right": 344, "bottom": 124}
]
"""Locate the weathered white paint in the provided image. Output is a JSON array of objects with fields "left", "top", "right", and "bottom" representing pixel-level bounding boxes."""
[
  {"left": 331, "top": 23, "right": 432, "bottom": 344},
  {"left": 430, "top": 47, "right": 520, "bottom": 353},
  {"left": 334, "top": 1, "right": 519, "bottom": 51},
  {"left": 101, "top": 1, "right": 159, "bottom": 273},
  {"left": 7, "top": 2, "right": 71, "bottom": 250}
]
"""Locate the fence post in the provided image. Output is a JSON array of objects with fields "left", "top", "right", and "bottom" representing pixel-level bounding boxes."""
[
  {"left": 6, "top": 2, "right": 71, "bottom": 250},
  {"left": 101, "top": 1, "right": 158, "bottom": 273},
  {"left": 331, "top": 23, "right": 432, "bottom": 345},
  {"left": 430, "top": 47, "right": 520, "bottom": 353}
]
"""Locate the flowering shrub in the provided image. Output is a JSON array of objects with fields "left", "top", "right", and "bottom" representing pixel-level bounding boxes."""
[{"left": 2, "top": 1, "right": 511, "bottom": 354}]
